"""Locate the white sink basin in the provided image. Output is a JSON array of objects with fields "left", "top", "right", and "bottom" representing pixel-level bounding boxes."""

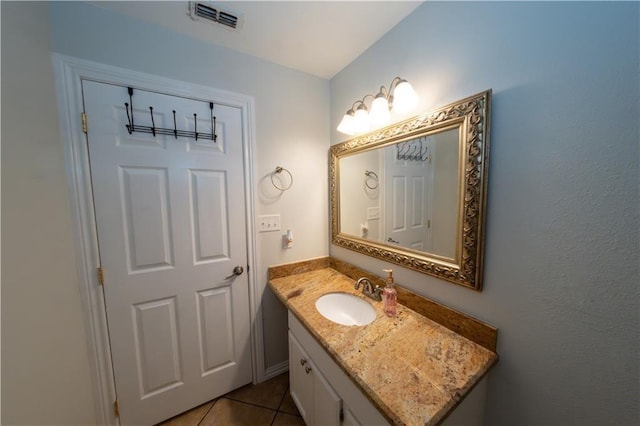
[{"left": 315, "top": 293, "right": 376, "bottom": 326}]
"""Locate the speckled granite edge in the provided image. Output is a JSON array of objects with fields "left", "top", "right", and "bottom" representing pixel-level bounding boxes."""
[
  {"left": 396, "top": 286, "right": 498, "bottom": 352},
  {"left": 330, "top": 258, "right": 498, "bottom": 352},
  {"left": 269, "top": 267, "right": 498, "bottom": 425}
]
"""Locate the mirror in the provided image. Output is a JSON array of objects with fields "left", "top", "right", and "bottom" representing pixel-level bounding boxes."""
[{"left": 330, "top": 90, "right": 491, "bottom": 290}]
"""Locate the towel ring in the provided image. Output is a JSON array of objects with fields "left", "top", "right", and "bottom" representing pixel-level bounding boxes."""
[
  {"left": 271, "top": 166, "right": 293, "bottom": 191},
  {"left": 364, "top": 170, "right": 379, "bottom": 190}
]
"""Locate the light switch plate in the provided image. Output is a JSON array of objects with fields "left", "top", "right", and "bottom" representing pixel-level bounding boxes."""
[
  {"left": 367, "top": 207, "right": 380, "bottom": 220},
  {"left": 258, "top": 214, "right": 281, "bottom": 232}
]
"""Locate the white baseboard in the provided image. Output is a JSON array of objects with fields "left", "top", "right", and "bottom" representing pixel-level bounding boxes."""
[{"left": 263, "top": 360, "right": 289, "bottom": 381}]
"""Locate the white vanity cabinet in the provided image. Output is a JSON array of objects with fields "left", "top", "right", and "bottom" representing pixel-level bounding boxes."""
[
  {"left": 289, "top": 331, "right": 341, "bottom": 425},
  {"left": 288, "top": 310, "right": 489, "bottom": 426},
  {"left": 288, "top": 312, "right": 389, "bottom": 426}
]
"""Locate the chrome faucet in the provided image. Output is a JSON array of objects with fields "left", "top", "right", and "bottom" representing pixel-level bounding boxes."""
[{"left": 354, "top": 277, "right": 383, "bottom": 301}]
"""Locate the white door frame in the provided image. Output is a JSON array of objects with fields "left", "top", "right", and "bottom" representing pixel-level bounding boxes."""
[{"left": 52, "top": 54, "right": 264, "bottom": 425}]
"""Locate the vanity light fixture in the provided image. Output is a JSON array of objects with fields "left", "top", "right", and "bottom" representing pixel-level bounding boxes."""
[{"left": 337, "top": 77, "right": 419, "bottom": 135}]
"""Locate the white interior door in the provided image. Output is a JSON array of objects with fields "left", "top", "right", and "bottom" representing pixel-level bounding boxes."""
[
  {"left": 82, "top": 80, "right": 252, "bottom": 425},
  {"left": 383, "top": 141, "right": 433, "bottom": 251}
]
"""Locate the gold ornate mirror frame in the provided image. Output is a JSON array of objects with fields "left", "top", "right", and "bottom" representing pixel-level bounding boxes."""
[{"left": 330, "top": 90, "right": 491, "bottom": 290}]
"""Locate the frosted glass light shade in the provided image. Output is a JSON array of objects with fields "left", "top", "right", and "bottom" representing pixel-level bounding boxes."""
[
  {"left": 353, "top": 107, "right": 370, "bottom": 134},
  {"left": 369, "top": 96, "right": 390, "bottom": 126},
  {"left": 337, "top": 113, "right": 355, "bottom": 135},
  {"left": 392, "top": 81, "right": 419, "bottom": 115}
]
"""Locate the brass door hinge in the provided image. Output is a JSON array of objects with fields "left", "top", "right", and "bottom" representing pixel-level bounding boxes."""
[
  {"left": 97, "top": 267, "right": 105, "bottom": 286},
  {"left": 81, "top": 112, "right": 88, "bottom": 134},
  {"left": 114, "top": 400, "right": 120, "bottom": 417}
]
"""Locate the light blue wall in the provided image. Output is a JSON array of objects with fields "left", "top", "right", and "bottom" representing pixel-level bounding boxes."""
[
  {"left": 331, "top": 2, "right": 639, "bottom": 424},
  {"left": 1, "top": 2, "right": 97, "bottom": 424}
]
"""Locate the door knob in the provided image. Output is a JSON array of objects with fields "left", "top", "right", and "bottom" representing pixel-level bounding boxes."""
[{"left": 224, "top": 265, "right": 244, "bottom": 280}]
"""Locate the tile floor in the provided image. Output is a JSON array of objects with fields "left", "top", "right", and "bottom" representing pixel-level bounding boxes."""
[{"left": 157, "top": 373, "right": 305, "bottom": 426}]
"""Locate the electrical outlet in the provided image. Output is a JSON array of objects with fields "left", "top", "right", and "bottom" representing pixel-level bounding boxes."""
[{"left": 258, "top": 214, "right": 281, "bottom": 232}]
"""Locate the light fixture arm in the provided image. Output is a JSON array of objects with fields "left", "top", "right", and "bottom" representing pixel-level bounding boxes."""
[
  {"left": 360, "top": 93, "right": 376, "bottom": 104},
  {"left": 346, "top": 94, "right": 374, "bottom": 114},
  {"left": 346, "top": 100, "right": 360, "bottom": 114},
  {"left": 385, "top": 76, "right": 406, "bottom": 104},
  {"left": 349, "top": 81, "right": 404, "bottom": 111},
  {"left": 353, "top": 93, "right": 376, "bottom": 111},
  {"left": 389, "top": 76, "right": 405, "bottom": 90},
  {"left": 337, "top": 76, "right": 418, "bottom": 135},
  {"left": 376, "top": 85, "right": 390, "bottom": 99}
]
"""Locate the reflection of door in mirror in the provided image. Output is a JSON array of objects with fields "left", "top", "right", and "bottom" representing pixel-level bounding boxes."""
[
  {"left": 382, "top": 128, "right": 460, "bottom": 260},
  {"left": 338, "top": 127, "right": 461, "bottom": 260},
  {"left": 382, "top": 139, "right": 432, "bottom": 252}
]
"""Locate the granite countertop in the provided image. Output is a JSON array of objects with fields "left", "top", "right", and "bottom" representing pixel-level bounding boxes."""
[{"left": 268, "top": 267, "right": 498, "bottom": 426}]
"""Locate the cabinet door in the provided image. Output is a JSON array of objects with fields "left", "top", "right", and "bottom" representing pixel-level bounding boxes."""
[
  {"left": 289, "top": 331, "right": 313, "bottom": 423},
  {"left": 289, "top": 312, "right": 388, "bottom": 426},
  {"left": 342, "top": 408, "right": 362, "bottom": 426},
  {"left": 312, "top": 363, "right": 341, "bottom": 426}
]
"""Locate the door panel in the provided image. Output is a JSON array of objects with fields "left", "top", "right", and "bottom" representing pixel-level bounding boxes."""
[
  {"left": 410, "top": 176, "right": 426, "bottom": 251},
  {"left": 391, "top": 176, "right": 406, "bottom": 231},
  {"left": 189, "top": 170, "right": 229, "bottom": 262},
  {"left": 121, "top": 166, "right": 174, "bottom": 271},
  {"left": 82, "top": 80, "right": 252, "bottom": 425},
  {"left": 196, "top": 287, "right": 234, "bottom": 373},
  {"left": 133, "top": 297, "right": 182, "bottom": 397}
]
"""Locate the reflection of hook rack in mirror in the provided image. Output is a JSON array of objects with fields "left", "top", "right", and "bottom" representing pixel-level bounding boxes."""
[
  {"left": 396, "top": 137, "right": 429, "bottom": 161},
  {"left": 271, "top": 166, "right": 293, "bottom": 191},
  {"left": 364, "top": 170, "right": 379, "bottom": 189}
]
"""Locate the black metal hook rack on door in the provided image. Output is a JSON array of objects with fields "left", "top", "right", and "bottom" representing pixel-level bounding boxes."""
[{"left": 124, "top": 87, "right": 217, "bottom": 142}]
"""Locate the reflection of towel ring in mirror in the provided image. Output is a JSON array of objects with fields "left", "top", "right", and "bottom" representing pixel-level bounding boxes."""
[
  {"left": 364, "top": 170, "right": 379, "bottom": 190},
  {"left": 271, "top": 166, "right": 293, "bottom": 191}
]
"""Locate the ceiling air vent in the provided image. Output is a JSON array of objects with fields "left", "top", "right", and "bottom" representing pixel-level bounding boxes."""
[{"left": 189, "top": 2, "right": 243, "bottom": 31}]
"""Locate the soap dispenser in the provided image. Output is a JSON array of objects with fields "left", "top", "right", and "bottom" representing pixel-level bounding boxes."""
[{"left": 382, "top": 269, "right": 397, "bottom": 317}]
